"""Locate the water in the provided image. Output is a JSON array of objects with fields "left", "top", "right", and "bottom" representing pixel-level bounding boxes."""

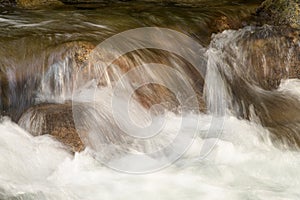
[
  {"left": 1, "top": 108, "right": 300, "bottom": 199},
  {"left": 2, "top": 1, "right": 300, "bottom": 199}
]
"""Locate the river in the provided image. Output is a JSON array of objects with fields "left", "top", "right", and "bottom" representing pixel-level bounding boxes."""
[{"left": 1, "top": 1, "right": 300, "bottom": 199}]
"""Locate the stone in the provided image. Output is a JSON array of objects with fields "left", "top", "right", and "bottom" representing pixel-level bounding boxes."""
[
  {"left": 256, "top": 0, "right": 300, "bottom": 28},
  {"left": 210, "top": 15, "right": 247, "bottom": 33},
  {"left": 88, "top": 48, "right": 206, "bottom": 112},
  {"left": 18, "top": 103, "right": 85, "bottom": 152},
  {"left": 0, "top": 40, "right": 95, "bottom": 121},
  {"left": 210, "top": 25, "right": 300, "bottom": 149},
  {"left": 211, "top": 26, "right": 300, "bottom": 91}
]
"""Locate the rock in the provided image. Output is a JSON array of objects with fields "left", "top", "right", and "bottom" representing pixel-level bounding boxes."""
[
  {"left": 16, "top": 0, "right": 63, "bottom": 9},
  {"left": 211, "top": 26, "right": 300, "bottom": 91},
  {"left": 0, "top": 40, "right": 95, "bottom": 121},
  {"left": 43, "top": 41, "right": 96, "bottom": 88},
  {"left": 2, "top": 37, "right": 205, "bottom": 123},
  {"left": 43, "top": 41, "right": 206, "bottom": 112},
  {"left": 88, "top": 49, "right": 206, "bottom": 112},
  {"left": 18, "top": 103, "right": 84, "bottom": 152},
  {"left": 210, "top": 15, "right": 249, "bottom": 34},
  {"left": 210, "top": 25, "right": 300, "bottom": 149},
  {"left": 16, "top": 44, "right": 207, "bottom": 152},
  {"left": 256, "top": 0, "right": 300, "bottom": 28},
  {"left": 0, "top": 0, "right": 16, "bottom": 7}
]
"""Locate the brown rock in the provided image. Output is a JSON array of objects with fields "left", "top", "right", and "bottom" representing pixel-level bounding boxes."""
[
  {"left": 0, "top": 40, "right": 96, "bottom": 121},
  {"left": 45, "top": 41, "right": 206, "bottom": 112},
  {"left": 211, "top": 16, "right": 245, "bottom": 33},
  {"left": 212, "top": 26, "right": 300, "bottom": 90},
  {"left": 18, "top": 103, "right": 84, "bottom": 152},
  {"left": 87, "top": 49, "right": 206, "bottom": 112},
  {"left": 16, "top": 0, "right": 63, "bottom": 8},
  {"left": 211, "top": 26, "right": 300, "bottom": 149}
]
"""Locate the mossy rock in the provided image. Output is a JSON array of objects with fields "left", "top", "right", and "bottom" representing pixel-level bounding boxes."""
[{"left": 256, "top": 0, "right": 300, "bottom": 28}]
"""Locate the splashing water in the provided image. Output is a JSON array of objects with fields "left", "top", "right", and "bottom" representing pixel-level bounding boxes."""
[
  {"left": 1, "top": 2, "right": 300, "bottom": 199},
  {"left": 2, "top": 108, "right": 300, "bottom": 199}
]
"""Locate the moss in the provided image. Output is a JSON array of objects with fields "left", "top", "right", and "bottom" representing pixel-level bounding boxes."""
[{"left": 256, "top": 0, "right": 300, "bottom": 28}]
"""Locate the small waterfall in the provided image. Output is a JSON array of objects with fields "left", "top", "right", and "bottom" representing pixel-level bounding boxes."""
[
  {"left": 0, "top": 38, "right": 98, "bottom": 120},
  {"left": 204, "top": 25, "right": 300, "bottom": 149},
  {"left": 10, "top": 24, "right": 300, "bottom": 153},
  {"left": 11, "top": 28, "right": 209, "bottom": 172},
  {"left": 204, "top": 48, "right": 228, "bottom": 116},
  {"left": 2, "top": 2, "right": 300, "bottom": 199},
  {"left": 68, "top": 28, "right": 209, "bottom": 172}
]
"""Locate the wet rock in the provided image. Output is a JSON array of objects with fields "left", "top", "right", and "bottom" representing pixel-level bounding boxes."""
[
  {"left": 210, "top": 25, "right": 300, "bottom": 149},
  {"left": 0, "top": 40, "right": 95, "bottom": 121},
  {"left": 18, "top": 103, "right": 84, "bottom": 152},
  {"left": 0, "top": 0, "right": 16, "bottom": 7},
  {"left": 210, "top": 15, "right": 248, "bottom": 33},
  {"left": 250, "top": 27, "right": 300, "bottom": 88},
  {"left": 211, "top": 26, "right": 300, "bottom": 91},
  {"left": 16, "top": 44, "right": 207, "bottom": 152},
  {"left": 88, "top": 49, "right": 206, "bottom": 112},
  {"left": 256, "top": 0, "right": 300, "bottom": 28},
  {"left": 44, "top": 40, "right": 96, "bottom": 85},
  {"left": 16, "top": 0, "right": 63, "bottom": 9},
  {"left": 228, "top": 76, "right": 300, "bottom": 150},
  {"left": 43, "top": 42, "right": 205, "bottom": 112}
]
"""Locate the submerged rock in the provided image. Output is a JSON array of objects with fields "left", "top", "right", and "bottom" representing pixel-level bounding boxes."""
[
  {"left": 18, "top": 103, "right": 84, "bottom": 152},
  {"left": 16, "top": 0, "right": 63, "bottom": 9},
  {"left": 88, "top": 49, "right": 206, "bottom": 112},
  {"left": 0, "top": 40, "right": 95, "bottom": 121},
  {"left": 42, "top": 41, "right": 207, "bottom": 112},
  {"left": 16, "top": 44, "right": 207, "bottom": 152},
  {"left": 256, "top": 0, "right": 300, "bottom": 28}
]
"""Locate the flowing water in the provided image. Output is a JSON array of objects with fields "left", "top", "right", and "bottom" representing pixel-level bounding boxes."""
[{"left": 1, "top": 1, "right": 300, "bottom": 199}]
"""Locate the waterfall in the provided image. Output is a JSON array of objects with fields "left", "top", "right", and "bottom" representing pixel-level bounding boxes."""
[
  {"left": 1, "top": 3, "right": 300, "bottom": 199},
  {"left": 204, "top": 26, "right": 300, "bottom": 149}
]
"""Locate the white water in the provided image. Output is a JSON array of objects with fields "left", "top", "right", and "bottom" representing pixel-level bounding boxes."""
[
  {"left": 1, "top": 81, "right": 300, "bottom": 199},
  {"left": 1, "top": 20, "right": 300, "bottom": 199}
]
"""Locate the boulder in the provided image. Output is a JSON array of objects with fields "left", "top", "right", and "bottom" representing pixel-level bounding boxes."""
[
  {"left": 18, "top": 103, "right": 84, "bottom": 152},
  {"left": 256, "top": 0, "right": 300, "bottom": 28},
  {"left": 211, "top": 26, "right": 300, "bottom": 91},
  {"left": 0, "top": 40, "right": 95, "bottom": 121},
  {"left": 42, "top": 41, "right": 206, "bottom": 112},
  {"left": 88, "top": 49, "right": 206, "bottom": 112},
  {"left": 210, "top": 25, "right": 300, "bottom": 149}
]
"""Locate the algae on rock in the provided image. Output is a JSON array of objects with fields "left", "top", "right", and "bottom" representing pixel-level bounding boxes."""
[{"left": 256, "top": 0, "right": 300, "bottom": 28}]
